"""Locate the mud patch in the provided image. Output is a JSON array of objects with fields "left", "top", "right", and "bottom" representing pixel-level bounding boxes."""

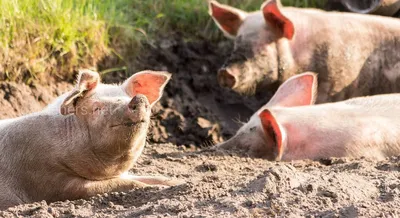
[
  {"left": 0, "top": 81, "right": 71, "bottom": 119},
  {"left": 101, "top": 35, "right": 267, "bottom": 147}
]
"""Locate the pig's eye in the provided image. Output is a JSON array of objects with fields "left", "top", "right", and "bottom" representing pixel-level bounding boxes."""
[{"left": 249, "top": 126, "right": 256, "bottom": 132}]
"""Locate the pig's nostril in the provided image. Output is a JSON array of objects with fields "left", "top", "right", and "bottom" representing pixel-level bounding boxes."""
[
  {"left": 128, "top": 101, "right": 138, "bottom": 111},
  {"left": 129, "top": 95, "right": 150, "bottom": 111},
  {"left": 218, "top": 69, "right": 237, "bottom": 88}
]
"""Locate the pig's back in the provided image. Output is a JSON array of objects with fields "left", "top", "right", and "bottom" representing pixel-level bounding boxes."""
[
  {"left": 275, "top": 96, "right": 400, "bottom": 159},
  {"left": 342, "top": 94, "right": 400, "bottom": 109},
  {"left": 286, "top": 7, "right": 400, "bottom": 27},
  {"left": 274, "top": 94, "right": 400, "bottom": 125},
  {"left": 0, "top": 118, "right": 20, "bottom": 130}
]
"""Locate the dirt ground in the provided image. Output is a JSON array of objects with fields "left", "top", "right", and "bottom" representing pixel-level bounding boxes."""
[{"left": 0, "top": 36, "right": 399, "bottom": 217}]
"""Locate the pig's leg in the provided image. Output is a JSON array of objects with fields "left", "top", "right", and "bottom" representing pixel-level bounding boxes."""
[
  {"left": 80, "top": 177, "right": 149, "bottom": 197},
  {"left": 125, "top": 175, "right": 184, "bottom": 186},
  {"left": 80, "top": 175, "right": 182, "bottom": 197}
]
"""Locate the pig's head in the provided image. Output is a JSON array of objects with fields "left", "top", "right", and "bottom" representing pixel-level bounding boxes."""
[
  {"left": 217, "top": 72, "right": 317, "bottom": 160},
  {"left": 59, "top": 69, "right": 170, "bottom": 177},
  {"left": 209, "top": 0, "right": 295, "bottom": 95}
]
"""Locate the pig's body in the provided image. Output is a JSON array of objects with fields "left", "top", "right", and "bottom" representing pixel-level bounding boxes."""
[
  {"left": 0, "top": 70, "right": 180, "bottom": 209},
  {"left": 275, "top": 9, "right": 400, "bottom": 102},
  {"left": 218, "top": 72, "right": 400, "bottom": 161},
  {"left": 268, "top": 95, "right": 400, "bottom": 160},
  {"left": 210, "top": 0, "right": 400, "bottom": 102},
  {"left": 0, "top": 114, "right": 116, "bottom": 207}
]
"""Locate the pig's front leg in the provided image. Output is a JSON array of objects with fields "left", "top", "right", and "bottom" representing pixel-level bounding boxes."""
[
  {"left": 80, "top": 177, "right": 149, "bottom": 197},
  {"left": 77, "top": 174, "right": 183, "bottom": 198},
  {"left": 121, "top": 173, "right": 184, "bottom": 186}
]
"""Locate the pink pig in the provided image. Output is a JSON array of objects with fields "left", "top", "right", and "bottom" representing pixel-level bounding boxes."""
[
  {"left": 217, "top": 72, "right": 400, "bottom": 161},
  {"left": 209, "top": 0, "right": 400, "bottom": 103},
  {"left": 0, "top": 70, "right": 182, "bottom": 209}
]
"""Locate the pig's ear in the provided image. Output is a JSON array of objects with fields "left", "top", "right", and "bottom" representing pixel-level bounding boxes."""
[
  {"left": 122, "top": 70, "right": 171, "bottom": 107},
  {"left": 261, "top": 0, "right": 295, "bottom": 40},
  {"left": 259, "top": 109, "right": 286, "bottom": 161},
  {"left": 60, "top": 69, "right": 100, "bottom": 115},
  {"left": 209, "top": 0, "right": 248, "bottom": 39},
  {"left": 267, "top": 72, "right": 317, "bottom": 107}
]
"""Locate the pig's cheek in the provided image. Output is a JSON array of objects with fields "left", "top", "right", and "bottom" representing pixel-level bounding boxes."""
[
  {"left": 233, "top": 138, "right": 251, "bottom": 152},
  {"left": 90, "top": 110, "right": 102, "bottom": 122},
  {"left": 89, "top": 108, "right": 109, "bottom": 126}
]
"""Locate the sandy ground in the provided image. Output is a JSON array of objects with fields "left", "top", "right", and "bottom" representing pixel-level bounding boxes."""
[
  {"left": 0, "top": 36, "right": 399, "bottom": 217},
  {"left": 1, "top": 144, "right": 399, "bottom": 217}
]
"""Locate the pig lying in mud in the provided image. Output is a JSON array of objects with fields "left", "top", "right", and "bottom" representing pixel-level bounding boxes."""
[
  {"left": 217, "top": 72, "right": 400, "bottom": 161},
  {"left": 0, "top": 69, "right": 181, "bottom": 209},
  {"left": 209, "top": 0, "right": 400, "bottom": 103}
]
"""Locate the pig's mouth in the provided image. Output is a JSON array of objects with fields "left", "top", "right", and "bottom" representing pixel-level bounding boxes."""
[{"left": 110, "top": 120, "right": 147, "bottom": 128}]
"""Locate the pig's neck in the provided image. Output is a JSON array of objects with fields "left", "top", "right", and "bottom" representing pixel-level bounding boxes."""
[
  {"left": 274, "top": 13, "right": 312, "bottom": 82},
  {"left": 60, "top": 115, "right": 141, "bottom": 179},
  {"left": 18, "top": 113, "right": 136, "bottom": 180}
]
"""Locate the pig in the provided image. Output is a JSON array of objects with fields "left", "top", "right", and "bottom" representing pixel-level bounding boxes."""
[
  {"left": 209, "top": 0, "right": 400, "bottom": 103},
  {"left": 0, "top": 69, "right": 182, "bottom": 210},
  {"left": 216, "top": 72, "right": 400, "bottom": 161}
]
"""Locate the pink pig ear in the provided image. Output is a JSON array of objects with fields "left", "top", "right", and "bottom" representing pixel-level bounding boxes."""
[
  {"left": 259, "top": 109, "right": 286, "bottom": 161},
  {"left": 209, "top": 0, "right": 248, "bottom": 39},
  {"left": 261, "top": 0, "right": 295, "bottom": 40},
  {"left": 60, "top": 69, "right": 100, "bottom": 115},
  {"left": 267, "top": 72, "right": 318, "bottom": 107},
  {"left": 122, "top": 70, "right": 171, "bottom": 106}
]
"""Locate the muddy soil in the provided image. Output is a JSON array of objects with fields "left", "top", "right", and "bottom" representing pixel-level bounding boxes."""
[
  {"left": 0, "top": 81, "right": 71, "bottom": 119},
  {"left": 0, "top": 36, "right": 399, "bottom": 217},
  {"left": 100, "top": 34, "right": 268, "bottom": 147}
]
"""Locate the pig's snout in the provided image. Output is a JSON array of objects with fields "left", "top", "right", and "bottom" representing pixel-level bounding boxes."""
[
  {"left": 129, "top": 94, "right": 149, "bottom": 110},
  {"left": 218, "top": 68, "right": 237, "bottom": 89},
  {"left": 127, "top": 94, "right": 149, "bottom": 123}
]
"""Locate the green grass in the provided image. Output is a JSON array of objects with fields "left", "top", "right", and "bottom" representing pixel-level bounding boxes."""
[
  {"left": 0, "top": 0, "right": 326, "bottom": 83},
  {"left": 124, "top": 0, "right": 327, "bottom": 40}
]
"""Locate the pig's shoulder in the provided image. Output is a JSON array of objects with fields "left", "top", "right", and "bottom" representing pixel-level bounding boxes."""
[
  {"left": 0, "top": 112, "right": 44, "bottom": 131},
  {"left": 0, "top": 117, "right": 19, "bottom": 129}
]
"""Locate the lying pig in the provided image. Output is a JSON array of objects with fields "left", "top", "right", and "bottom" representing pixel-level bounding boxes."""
[
  {"left": 217, "top": 72, "right": 400, "bottom": 161},
  {"left": 0, "top": 69, "right": 181, "bottom": 210},
  {"left": 209, "top": 0, "right": 400, "bottom": 103}
]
